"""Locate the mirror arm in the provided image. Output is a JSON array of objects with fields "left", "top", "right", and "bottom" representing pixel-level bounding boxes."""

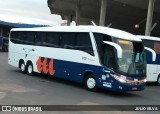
[
  {"left": 103, "top": 41, "right": 122, "bottom": 58},
  {"left": 144, "top": 47, "right": 156, "bottom": 61}
]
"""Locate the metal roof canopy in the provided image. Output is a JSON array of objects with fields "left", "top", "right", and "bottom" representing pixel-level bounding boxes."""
[
  {"left": 0, "top": 20, "right": 48, "bottom": 28},
  {"left": 48, "top": 0, "right": 160, "bottom": 36}
]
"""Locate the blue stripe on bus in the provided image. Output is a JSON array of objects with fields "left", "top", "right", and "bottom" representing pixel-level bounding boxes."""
[
  {"left": 39, "top": 57, "right": 145, "bottom": 92},
  {"left": 146, "top": 54, "right": 160, "bottom": 64}
]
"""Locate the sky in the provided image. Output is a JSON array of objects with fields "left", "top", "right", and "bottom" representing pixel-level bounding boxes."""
[{"left": 0, "top": 0, "right": 62, "bottom": 26}]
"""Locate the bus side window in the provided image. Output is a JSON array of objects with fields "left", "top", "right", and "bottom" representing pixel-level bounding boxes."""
[
  {"left": 93, "top": 33, "right": 112, "bottom": 64},
  {"left": 10, "top": 31, "right": 19, "bottom": 43},
  {"left": 45, "top": 32, "right": 60, "bottom": 48},
  {"left": 102, "top": 44, "right": 114, "bottom": 70},
  {"left": 18, "top": 32, "right": 26, "bottom": 44},
  {"left": 26, "top": 32, "right": 36, "bottom": 45},
  {"left": 60, "top": 33, "right": 76, "bottom": 49},
  {"left": 94, "top": 33, "right": 112, "bottom": 51},
  {"left": 41, "top": 32, "right": 47, "bottom": 46},
  {"left": 75, "top": 33, "right": 94, "bottom": 56},
  {"left": 35, "top": 32, "right": 46, "bottom": 46}
]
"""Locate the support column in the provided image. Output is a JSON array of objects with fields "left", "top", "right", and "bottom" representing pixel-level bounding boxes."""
[
  {"left": 75, "top": 0, "right": 81, "bottom": 25},
  {"left": 67, "top": 15, "right": 73, "bottom": 26},
  {"left": 145, "top": 0, "right": 155, "bottom": 36},
  {"left": 99, "top": 0, "right": 107, "bottom": 26}
]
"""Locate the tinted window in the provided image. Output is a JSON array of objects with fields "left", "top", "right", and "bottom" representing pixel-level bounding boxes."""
[
  {"left": 25, "top": 32, "right": 36, "bottom": 45},
  {"left": 102, "top": 45, "right": 115, "bottom": 69},
  {"left": 10, "top": 31, "right": 36, "bottom": 45},
  {"left": 10, "top": 31, "right": 94, "bottom": 56},
  {"left": 35, "top": 32, "right": 46, "bottom": 46},
  {"left": 93, "top": 33, "right": 112, "bottom": 60},
  {"left": 15, "top": 32, "right": 25, "bottom": 44},
  {"left": 45, "top": 32, "right": 60, "bottom": 48},
  {"left": 75, "top": 33, "right": 93, "bottom": 55},
  {"left": 61, "top": 33, "right": 76, "bottom": 49},
  {"left": 10, "top": 31, "right": 19, "bottom": 43},
  {"left": 94, "top": 33, "right": 112, "bottom": 52}
]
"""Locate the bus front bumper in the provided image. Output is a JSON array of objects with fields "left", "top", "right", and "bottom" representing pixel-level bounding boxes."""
[
  {"left": 115, "top": 82, "right": 146, "bottom": 92},
  {"left": 101, "top": 81, "right": 146, "bottom": 92}
]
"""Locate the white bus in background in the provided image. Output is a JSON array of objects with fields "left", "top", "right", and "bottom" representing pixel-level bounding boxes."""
[
  {"left": 137, "top": 35, "right": 160, "bottom": 85},
  {"left": 8, "top": 26, "right": 155, "bottom": 92}
]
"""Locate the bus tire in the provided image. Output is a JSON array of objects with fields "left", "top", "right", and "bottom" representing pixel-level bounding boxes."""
[
  {"left": 156, "top": 75, "right": 160, "bottom": 86},
  {"left": 26, "top": 62, "right": 34, "bottom": 76},
  {"left": 85, "top": 75, "right": 97, "bottom": 91},
  {"left": 19, "top": 60, "right": 26, "bottom": 73}
]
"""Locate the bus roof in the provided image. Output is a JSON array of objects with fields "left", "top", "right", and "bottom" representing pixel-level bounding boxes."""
[
  {"left": 137, "top": 35, "right": 160, "bottom": 41},
  {"left": 11, "top": 26, "right": 141, "bottom": 42}
]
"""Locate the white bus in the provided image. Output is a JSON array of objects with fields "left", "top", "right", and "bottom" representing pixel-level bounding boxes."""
[
  {"left": 8, "top": 26, "right": 154, "bottom": 92},
  {"left": 137, "top": 35, "right": 160, "bottom": 85}
]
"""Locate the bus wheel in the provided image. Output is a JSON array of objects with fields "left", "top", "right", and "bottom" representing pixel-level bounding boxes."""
[
  {"left": 26, "top": 62, "right": 34, "bottom": 76},
  {"left": 85, "top": 75, "right": 97, "bottom": 91},
  {"left": 156, "top": 75, "right": 160, "bottom": 86},
  {"left": 20, "top": 61, "right": 26, "bottom": 73}
]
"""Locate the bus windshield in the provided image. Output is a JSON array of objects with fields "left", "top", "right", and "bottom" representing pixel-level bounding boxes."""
[{"left": 114, "top": 39, "right": 146, "bottom": 76}]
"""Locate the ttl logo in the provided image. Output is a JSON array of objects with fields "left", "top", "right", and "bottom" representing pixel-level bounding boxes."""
[{"left": 36, "top": 57, "right": 55, "bottom": 75}]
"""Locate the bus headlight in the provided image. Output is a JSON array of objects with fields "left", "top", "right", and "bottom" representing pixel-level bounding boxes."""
[
  {"left": 142, "top": 78, "right": 147, "bottom": 83},
  {"left": 111, "top": 74, "right": 127, "bottom": 83},
  {"left": 118, "top": 78, "right": 126, "bottom": 83}
]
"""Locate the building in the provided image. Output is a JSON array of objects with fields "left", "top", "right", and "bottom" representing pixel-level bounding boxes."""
[
  {"left": 0, "top": 20, "right": 48, "bottom": 37},
  {"left": 48, "top": 0, "right": 160, "bottom": 36}
]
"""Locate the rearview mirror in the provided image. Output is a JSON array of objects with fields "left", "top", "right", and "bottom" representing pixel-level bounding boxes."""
[
  {"left": 144, "top": 47, "right": 156, "bottom": 61},
  {"left": 103, "top": 41, "right": 122, "bottom": 58}
]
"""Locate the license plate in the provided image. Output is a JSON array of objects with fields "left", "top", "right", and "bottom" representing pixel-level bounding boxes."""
[{"left": 132, "top": 87, "right": 137, "bottom": 90}]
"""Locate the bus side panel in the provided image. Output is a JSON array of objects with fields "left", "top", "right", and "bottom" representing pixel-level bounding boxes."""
[
  {"left": 146, "top": 64, "right": 158, "bottom": 82},
  {"left": 34, "top": 56, "right": 121, "bottom": 91},
  {"left": 8, "top": 42, "right": 20, "bottom": 67},
  {"left": 156, "top": 54, "right": 160, "bottom": 78},
  {"left": 54, "top": 59, "right": 103, "bottom": 83},
  {"left": 146, "top": 54, "right": 160, "bottom": 82},
  {"left": 32, "top": 45, "right": 100, "bottom": 74},
  {"left": 32, "top": 56, "right": 103, "bottom": 84}
]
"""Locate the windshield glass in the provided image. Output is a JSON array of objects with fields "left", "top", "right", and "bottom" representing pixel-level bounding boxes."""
[
  {"left": 114, "top": 39, "right": 146, "bottom": 76},
  {"left": 116, "top": 40, "right": 133, "bottom": 73}
]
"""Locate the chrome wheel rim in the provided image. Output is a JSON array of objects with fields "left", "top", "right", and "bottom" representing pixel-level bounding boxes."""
[
  {"left": 21, "top": 63, "right": 25, "bottom": 72},
  {"left": 28, "top": 65, "right": 33, "bottom": 74},
  {"left": 158, "top": 77, "right": 160, "bottom": 84},
  {"left": 87, "top": 78, "right": 96, "bottom": 89}
]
